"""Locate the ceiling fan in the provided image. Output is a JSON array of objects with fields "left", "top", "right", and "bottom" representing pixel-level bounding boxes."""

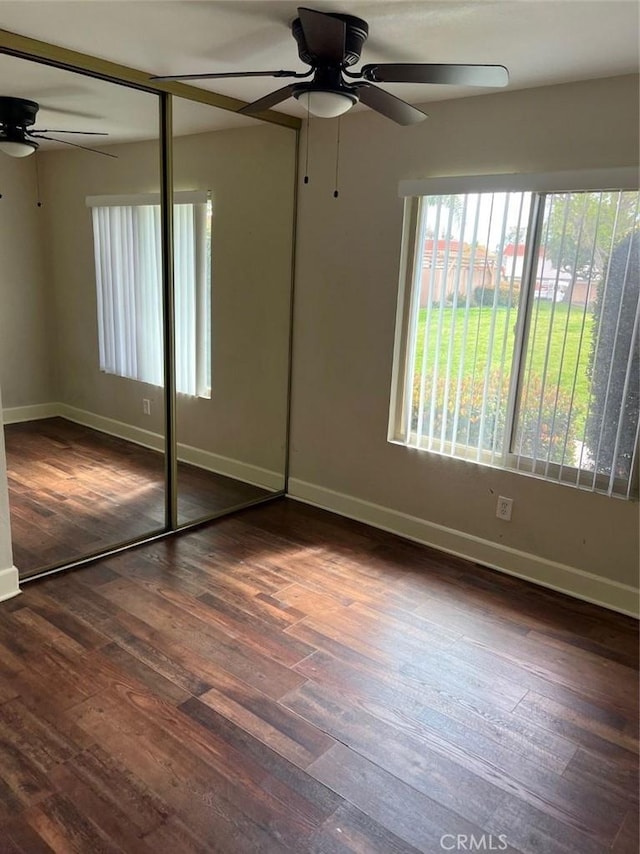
[
  {"left": 152, "top": 6, "right": 509, "bottom": 125},
  {"left": 0, "top": 96, "right": 116, "bottom": 158}
]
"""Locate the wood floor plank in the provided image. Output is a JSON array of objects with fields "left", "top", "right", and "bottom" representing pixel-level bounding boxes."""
[
  {"left": 513, "top": 690, "right": 639, "bottom": 759},
  {"left": 14, "top": 589, "right": 109, "bottom": 652},
  {"left": 24, "top": 793, "right": 123, "bottom": 854},
  {"left": 96, "top": 626, "right": 211, "bottom": 698},
  {"left": 10, "top": 608, "right": 91, "bottom": 659},
  {"left": 284, "top": 671, "right": 628, "bottom": 842},
  {"left": 455, "top": 630, "right": 638, "bottom": 713},
  {"left": 58, "top": 745, "right": 172, "bottom": 835},
  {"left": 309, "top": 802, "right": 425, "bottom": 854},
  {"left": 294, "top": 641, "right": 527, "bottom": 720},
  {"left": 281, "top": 678, "right": 506, "bottom": 827},
  {"left": 562, "top": 746, "right": 638, "bottom": 808},
  {"left": 289, "top": 622, "right": 577, "bottom": 774},
  {"left": 485, "top": 794, "right": 613, "bottom": 854},
  {"left": 612, "top": 808, "right": 640, "bottom": 854},
  {"left": 72, "top": 688, "right": 325, "bottom": 852},
  {"left": 97, "top": 576, "right": 307, "bottom": 699},
  {"left": 84, "top": 642, "right": 193, "bottom": 707},
  {"left": 140, "top": 815, "right": 217, "bottom": 854},
  {"left": 0, "top": 732, "right": 52, "bottom": 815},
  {"left": 0, "top": 698, "right": 80, "bottom": 775},
  {"left": 448, "top": 635, "right": 637, "bottom": 720},
  {"left": 196, "top": 678, "right": 335, "bottom": 769},
  {"left": 0, "top": 817, "right": 57, "bottom": 853},
  {"left": 47, "top": 762, "right": 160, "bottom": 852},
  {"left": 179, "top": 696, "right": 344, "bottom": 826},
  {"left": 308, "top": 742, "right": 494, "bottom": 853}
]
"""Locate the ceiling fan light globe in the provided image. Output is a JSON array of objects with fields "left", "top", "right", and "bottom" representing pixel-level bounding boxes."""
[
  {"left": 296, "top": 90, "right": 356, "bottom": 118},
  {"left": 0, "top": 139, "right": 38, "bottom": 157}
]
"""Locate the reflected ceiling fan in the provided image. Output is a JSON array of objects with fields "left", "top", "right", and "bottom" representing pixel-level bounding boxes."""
[
  {"left": 0, "top": 97, "right": 116, "bottom": 158},
  {"left": 152, "top": 6, "right": 509, "bottom": 124}
]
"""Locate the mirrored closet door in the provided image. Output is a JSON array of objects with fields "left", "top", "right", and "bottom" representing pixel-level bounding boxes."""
[
  {"left": 0, "top": 39, "right": 299, "bottom": 579},
  {"left": 0, "top": 53, "right": 166, "bottom": 576},
  {"left": 171, "top": 97, "right": 296, "bottom": 526}
]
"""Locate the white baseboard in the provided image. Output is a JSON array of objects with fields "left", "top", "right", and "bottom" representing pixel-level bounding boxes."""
[
  {"left": 177, "top": 442, "right": 283, "bottom": 492},
  {"left": 6, "top": 402, "right": 282, "bottom": 492},
  {"left": 59, "top": 404, "right": 165, "bottom": 453},
  {"left": 2, "top": 403, "right": 59, "bottom": 425},
  {"left": 287, "top": 478, "right": 639, "bottom": 618},
  {"left": 0, "top": 566, "right": 20, "bottom": 602}
]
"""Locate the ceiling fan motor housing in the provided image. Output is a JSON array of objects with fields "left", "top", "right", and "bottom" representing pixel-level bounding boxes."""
[
  {"left": 0, "top": 97, "right": 39, "bottom": 129},
  {"left": 292, "top": 12, "right": 369, "bottom": 67}
]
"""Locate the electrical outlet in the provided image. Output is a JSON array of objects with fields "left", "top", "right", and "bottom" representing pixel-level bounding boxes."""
[
  {"left": 496, "top": 496, "right": 513, "bottom": 521},
  {"left": 142, "top": 399, "right": 151, "bottom": 416}
]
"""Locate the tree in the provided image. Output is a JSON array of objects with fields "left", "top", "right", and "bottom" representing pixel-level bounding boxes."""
[
  {"left": 505, "top": 225, "right": 527, "bottom": 245},
  {"left": 586, "top": 228, "right": 639, "bottom": 480},
  {"left": 543, "top": 192, "right": 639, "bottom": 281},
  {"left": 424, "top": 194, "right": 464, "bottom": 235}
]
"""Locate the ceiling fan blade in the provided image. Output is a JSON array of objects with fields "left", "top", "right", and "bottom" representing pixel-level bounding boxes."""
[
  {"left": 39, "top": 105, "right": 103, "bottom": 121},
  {"left": 237, "top": 84, "right": 297, "bottom": 115},
  {"left": 31, "top": 135, "right": 117, "bottom": 158},
  {"left": 361, "top": 63, "right": 509, "bottom": 87},
  {"left": 150, "top": 70, "right": 302, "bottom": 82},
  {"left": 297, "top": 7, "right": 346, "bottom": 63},
  {"left": 355, "top": 84, "right": 427, "bottom": 126},
  {"left": 31, "top": 129, "right": 108, "bottom": 136}
]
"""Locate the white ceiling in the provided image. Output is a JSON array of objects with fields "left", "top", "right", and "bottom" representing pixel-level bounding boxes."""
[{"left": 0, "top": 0, "right": 638, "bottom": 142}]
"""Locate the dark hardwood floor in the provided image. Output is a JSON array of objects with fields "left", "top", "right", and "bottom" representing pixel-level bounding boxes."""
[
  {"left": 0, "top": 499, "right": 637, "bottom": 853},
  {"left": 3, "top": 418, "right": 272, "bottom": 575}
]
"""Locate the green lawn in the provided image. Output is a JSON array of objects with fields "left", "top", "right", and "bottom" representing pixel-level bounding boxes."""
[{"left": 412, "top": 301, "right": 594, "bottom": 448}]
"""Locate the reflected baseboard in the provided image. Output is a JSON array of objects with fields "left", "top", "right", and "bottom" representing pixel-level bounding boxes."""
[
  {"left": 3, "top": 402, "right": 283, "bottom": 492},
  {"left": 2, "top": 403, "right": 59, "bottom": 425},
  {"left": 58, "top": 404, "right": 164, "bottom": 454},
  {"left": 177, "top": 441, "right": 283, "bottom": 492}
]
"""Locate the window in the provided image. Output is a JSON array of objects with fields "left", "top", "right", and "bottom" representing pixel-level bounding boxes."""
[
  {"left": 390, "top": 173, "right": 639, "bottom": 497},
  {"left": 87, "top": 191, "right": 212, "bottom": 398}
]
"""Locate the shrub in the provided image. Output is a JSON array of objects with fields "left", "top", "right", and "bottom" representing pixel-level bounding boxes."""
[
  {"left": 586, "top": 229, "right": 640, "bottom": 479},
  {"left": 412, "top": 368, "right": 580, "bottom": 465},
  {"left": 473, "top": 286, "right": 516, "bottom": 308}
]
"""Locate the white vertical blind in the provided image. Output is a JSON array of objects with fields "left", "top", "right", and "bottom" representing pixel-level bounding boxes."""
[
  {"left": 513, "top": 191, "right": 640, "bottom": 495},
  {"left": 407, "top": 191, "right": 531, "bottom": 460},
  {"left": 92, "top": 205, "right": 164, "bottom": 387},
  {"left": 90, "top": 194, "right": 211, "bottom": 398}
]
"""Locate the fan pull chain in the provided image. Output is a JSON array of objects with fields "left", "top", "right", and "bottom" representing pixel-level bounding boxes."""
[
  {"left": 35, "top": 154, "right": 43, "bottom": 208},
  {"left": 333, "top": 116, "right": 341, "bottom": 198},
  {"left": 303, "top": 105, "right": 310, "bottom": 184}
]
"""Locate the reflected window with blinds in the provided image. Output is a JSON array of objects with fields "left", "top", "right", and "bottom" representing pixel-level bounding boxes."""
[
  {"left": 390, "top": 182, "right": 639, "bottom": 498},
  {"left": 87, "top": 191, "right": 212, "bottom": 398}
]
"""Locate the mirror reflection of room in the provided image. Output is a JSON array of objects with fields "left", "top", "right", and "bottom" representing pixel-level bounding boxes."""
[
  {"left": 0, "top": 53, "right": 298, "bottom": 576},
  {"left": 0, "top": 55, "right": 166, "bottom": 576},
  {"left": 171, "top": 98, "right": 296, "bottom": 526}
]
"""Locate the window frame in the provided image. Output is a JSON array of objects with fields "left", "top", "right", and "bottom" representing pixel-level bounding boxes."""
[{"left": 389, "top": 169, "right": 640, "bottom": 497}]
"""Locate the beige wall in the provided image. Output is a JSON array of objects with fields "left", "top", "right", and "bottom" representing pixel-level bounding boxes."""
[
  {"left": 290, "top": 74, "right": 640, "bottom": 595},
  {"left": 38, "top": 120, "right": 295, "bottom": 475},
  {"left": 0, "top": 155, "right": 52, "bottom": 407}
]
